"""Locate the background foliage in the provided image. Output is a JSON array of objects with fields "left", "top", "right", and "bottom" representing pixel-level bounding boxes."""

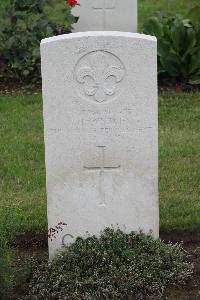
[
  {"left": 144, "top": 6, "right": 200, "bottom": 84},
  {"left": 0, "top": 1, "right": 199, "bottom": 85},
  {"left": 0, "top": 0, "right": 77, "bottom": 83}
]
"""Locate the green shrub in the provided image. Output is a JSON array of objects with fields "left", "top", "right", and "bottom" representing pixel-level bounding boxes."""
[
  {"left": 0, "top": 233, "right": 14, "bottom": 298},
  {"left": 27, "top": 228, "right": 193, "bottom": 299},
  {"left": 0, "top": 0, "right": 78, "bottom": 83},
  {"left": 143, "top": 6, "right": 200, "bottom": 85}
]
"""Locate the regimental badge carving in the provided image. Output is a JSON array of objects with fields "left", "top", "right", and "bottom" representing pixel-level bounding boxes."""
[{"left": 74, "top": 51, "right": 125, "bottom": 103}]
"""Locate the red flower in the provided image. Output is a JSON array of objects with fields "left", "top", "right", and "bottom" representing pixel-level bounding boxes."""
[{"left": 65, "top": 0, "right": 80, "bottom": 7}]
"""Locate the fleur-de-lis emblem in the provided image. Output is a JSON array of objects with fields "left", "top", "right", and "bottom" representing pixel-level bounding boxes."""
[{"left": 75, "top": 51, "right": 125, "bottom": 103}]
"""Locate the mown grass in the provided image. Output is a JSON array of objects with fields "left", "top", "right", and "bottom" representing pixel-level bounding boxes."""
[
  {"left": 159, "top": 93, "right": 200, "bottom": 230},
  {"left": 0, "top": 92, "right": 199, "bottom": 235},
  {"left": 0, "top": 95, "right": 46, "bottom": 235}
]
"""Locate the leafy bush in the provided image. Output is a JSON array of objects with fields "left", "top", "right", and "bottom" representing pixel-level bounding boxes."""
[
  {"left": 143, "top": 6, "right": 200, "bottom": 85},
  {"left": 0, "top": 0, "right": 78, "bottom": 83},
  {"left": 26, "top": 228, "right": 193, "bottom": 299},
  {"left": 0, "top": 233, "right": 14, "bottom": 298}
]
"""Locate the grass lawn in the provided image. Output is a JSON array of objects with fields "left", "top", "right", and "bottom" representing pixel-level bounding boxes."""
[
  {"left": 159, "top": 93, "right": 200, "bottom": 230},
  {"left": 0, "top": 96, "right": 46, "bottom": 235},
  {"left": 0, "top": 92, "right": 199, "bottom": 236}
]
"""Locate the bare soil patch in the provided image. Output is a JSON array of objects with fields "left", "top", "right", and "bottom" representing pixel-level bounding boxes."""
[
  {"left": 0, "top": 80, "right": 41, "bottom": 96},
  {"left": 0, "top": 78, "right": 199, "bottom": 96}
]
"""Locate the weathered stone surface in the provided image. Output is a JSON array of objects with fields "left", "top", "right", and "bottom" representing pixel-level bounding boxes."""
[
  {"left": 72, "top": 0, "right": 137, "bottom": 32},
  {"left": 41, "top": 32, "right": 158, "bottom": 259}
]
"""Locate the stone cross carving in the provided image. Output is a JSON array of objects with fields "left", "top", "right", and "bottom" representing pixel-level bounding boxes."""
[
  {"left": 84, "top": 146, "right": 120, "bottom": 206},
  {"left": 92, "top": 0, "right": 116, "bottom": 30}
]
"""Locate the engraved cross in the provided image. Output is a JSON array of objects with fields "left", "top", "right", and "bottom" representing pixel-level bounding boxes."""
[
  {"left": 84, "top": 146, "right": 120, "bottom": 206},
  {"left": 92, "top": 0, "right": 116, "bottom": 30}
]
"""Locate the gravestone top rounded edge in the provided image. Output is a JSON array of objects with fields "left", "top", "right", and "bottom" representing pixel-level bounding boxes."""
[{"left": 41, "top": 32, "right": 157, "bottom": 45}]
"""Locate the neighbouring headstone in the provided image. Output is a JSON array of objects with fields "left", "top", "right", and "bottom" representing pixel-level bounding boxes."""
[
  {"left": 41, "top": 32, "right": 158, "bottom": 259},
  {"left": 72, "top": 0, "right": 137, "bottom": 32}
]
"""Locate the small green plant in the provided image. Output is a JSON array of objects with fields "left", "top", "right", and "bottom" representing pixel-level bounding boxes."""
[
  {"left": 0, "top": 0, "right": 78, "bottom": 83},
  {"left": 0, "top": 232, "right": 14, "bottom": 298},
  {"left": 27, "top": 228, "right": 193, "bottom": 299},
  {"left": 143, "top": 6, "right": 200, "bottom": 85}
]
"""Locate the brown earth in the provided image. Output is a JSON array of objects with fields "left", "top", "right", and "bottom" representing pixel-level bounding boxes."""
[
  {"left": 0, "top": 78, "right": 199, "bottom": 96},
  {"left": 0, "top": 80, "right": 41, "bottom": 96}
]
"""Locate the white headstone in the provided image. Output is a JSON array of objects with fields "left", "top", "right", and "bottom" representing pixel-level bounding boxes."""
[
  {"left": 72, "top": 0, "right": 137, "bottom": 32},
  {"left": 41, "top": 32, "right": 158, "bottom": 259}
]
